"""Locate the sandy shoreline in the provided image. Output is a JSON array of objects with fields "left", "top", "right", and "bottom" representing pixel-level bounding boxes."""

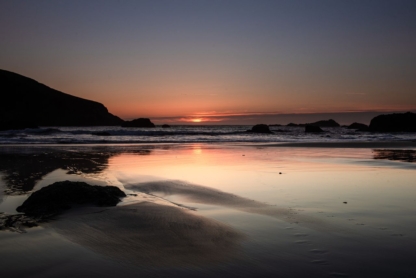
[{"left": 1, "top": 143, "right": 416, "bottom": 277}]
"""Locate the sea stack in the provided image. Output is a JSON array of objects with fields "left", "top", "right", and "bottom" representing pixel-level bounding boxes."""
[
  {"left": 122, "top": 118, "right": 156, "bottom": 128},
  {"left": 347, "top": 122, "right": 368, "bottom": 131},
  {"left": 247, "top": 124, "right": 273, "bottom": 134},
  {"left": 307, "top": 119, "right": 340, "bottom": 127}
]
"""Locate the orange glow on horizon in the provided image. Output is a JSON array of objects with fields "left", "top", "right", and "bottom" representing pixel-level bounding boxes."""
[{"left": 176, "top": 117, "right": 225, "bottom": 123}]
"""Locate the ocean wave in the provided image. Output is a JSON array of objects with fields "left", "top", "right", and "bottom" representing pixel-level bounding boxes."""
[{"left": 0, "top": 126, "right": 414, "bottom": 144}]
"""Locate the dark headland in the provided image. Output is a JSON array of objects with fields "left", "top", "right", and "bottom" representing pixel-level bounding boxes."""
[{"left": 0, "top": 69, "right": 123, "bottom": 126}]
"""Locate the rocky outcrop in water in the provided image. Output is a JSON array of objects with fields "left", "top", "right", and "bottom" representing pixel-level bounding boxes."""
[
  {"left": 121, "top": 118, "right": 156, "bottom": 127},
  {"left": 368, "top": 112, "right": 416, "bottom": 132},
  {"left": 287, "top": 120, "right": 339, "bottom": 127},
  {"left": 247, "top": 124, "right": 272, "bottom": 134},
  {"left": 308, "top": 119, "right": 340, "bottom": 127},
  {"left": 0, "top": 69, "right": 124, "bottom": 126},
  {"left": 287, "top": 123, "right": 303, "bottom": 127},
  {"left": 347, "top": 122, "right": 368, "bottom": 131},
  {"left": 16, "top": 181, "right": 126, "bottom": 218}
]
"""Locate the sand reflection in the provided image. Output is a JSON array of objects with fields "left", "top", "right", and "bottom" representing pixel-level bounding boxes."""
[
  {"left": 0, "top": 146, "right": 153, "bottom": 194},
  {"left": 373, "top": 149, "right": 416, "bottom": 163},
  {"left": 125, "top": 180, "right": 337, "bottom": 233},
  {"left": 50, "top": 202, "right": 243, "bottom": 266}
]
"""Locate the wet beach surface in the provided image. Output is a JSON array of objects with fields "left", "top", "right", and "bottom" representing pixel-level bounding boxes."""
[{"left": 1, "top": 143, "right": 416, "bottom": 277}]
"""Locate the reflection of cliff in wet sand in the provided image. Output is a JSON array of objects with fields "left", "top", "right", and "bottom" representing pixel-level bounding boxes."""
[{"left": 0, "top": 146, "right": 152, "bottom": 194}]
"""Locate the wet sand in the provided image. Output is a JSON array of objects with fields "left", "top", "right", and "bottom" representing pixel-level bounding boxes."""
[
  {"left": 126, "top": 180, "right": 342, "bottom": 233},
  {"left": 1, "top": 143, "right": 416, "bottom": 277},
  {"left": 49, "top": 202, "right": 244, "bottom": 266}
]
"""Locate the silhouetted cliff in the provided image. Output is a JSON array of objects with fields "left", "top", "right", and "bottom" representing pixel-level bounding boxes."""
[
  {"left": 369, "top": 112, "right": 416, "bottom": 132},
  {"left": 0, "top": 70, "right": 124, "bottom": 126}
]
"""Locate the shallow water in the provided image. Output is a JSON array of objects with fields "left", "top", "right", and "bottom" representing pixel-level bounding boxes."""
[{"left": 0, "top": 144, "right": 416, "bottom": 277}]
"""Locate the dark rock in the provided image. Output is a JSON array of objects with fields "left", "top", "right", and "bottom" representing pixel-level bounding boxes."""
[
  {"left": 161, "top": 124, "right": 170, "bottom": 128},
  {"left": 287, "top": 123, "right": 299, "bottom": 127},
  {"left": 0, "top": 119, "right": 38, "bottom": 131},
  {"left": 305, "top": 125, "right": 324, "bottom": 133},
  {"left": 247, "top": 124, "right": 273, "bottom": 134},
  {"left": 347, "top": 122, "right": 368, "bottom": 131},
  {"left": 122, "top": 118, "right": 155, "bottom": 128},
  {"left": 308, "top": 119, "right": 340, "bottom": 127},
  {"left": 16, "top": 181, "right": 126, "bottom": 218},
  {"left": 369, "top": 112, "right": 416, "bottom": 132},
  {"left": 92, "top": 131, "right": 111, "bottom": 136},
  {"left": 0, "top": 69, "right": 124, "bottom": 126},
  {"left": 268, "top": 124, "right": 281, "bottom": 127}
]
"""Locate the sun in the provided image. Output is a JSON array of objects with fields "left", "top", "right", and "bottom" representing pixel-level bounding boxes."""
[{"left": 191, "top": 118, "right": 202, "bottom": 123}]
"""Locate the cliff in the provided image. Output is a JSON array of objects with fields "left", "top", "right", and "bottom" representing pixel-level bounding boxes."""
[{"left": 0, "top": 70, "right": 124, "bottom": 126}]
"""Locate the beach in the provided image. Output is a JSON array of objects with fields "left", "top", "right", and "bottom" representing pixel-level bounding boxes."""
[
  {"left": 1, "top": 142, "right": 416, "bottom": 277},
  {"left": 3, "top": 0, "right": 416, "bottom": 276}
]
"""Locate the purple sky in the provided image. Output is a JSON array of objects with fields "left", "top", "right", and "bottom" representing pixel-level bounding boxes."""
[{"left": 1, "top": 0, "right": 416, "bottom": 124}]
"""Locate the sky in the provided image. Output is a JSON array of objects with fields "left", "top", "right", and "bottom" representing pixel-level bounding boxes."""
[{"left": 1, "top": 0, "right": 416, "bottom": 124}]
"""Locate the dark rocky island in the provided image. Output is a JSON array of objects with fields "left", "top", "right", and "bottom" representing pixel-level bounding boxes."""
[
  {"left": 287, "top": 119, "right": 339, "bottom": 128},
  {"left": 161, "top": 124, "right": 171, "bottom": 128},
  {"left": 287, "top": 123, "right": 303, "bottom": 127},
  {"left": 16, "top": 181, "right": 126, "bottom": 218},
  {"left": 247, "top": 124, "right": 273, "bottom": 134},
  {"left": 347, "top": 122, "right": 368, "bottom": 131},
  {"left": 307, "top": 119, "right": 340, "bottom": 127},
  {"left": 369, "top": 112, "right": 416, "bottom": 132},
  {"left": 122, "top": 118, "right": 156, "bottom": 128},
  {"left": 0, "top": 69, "right": 123, "bottom": 126}
]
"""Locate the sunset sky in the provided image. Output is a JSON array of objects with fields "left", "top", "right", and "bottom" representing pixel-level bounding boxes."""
[{"left": 1, "top": 0, "right": 416, "bottom": 124}]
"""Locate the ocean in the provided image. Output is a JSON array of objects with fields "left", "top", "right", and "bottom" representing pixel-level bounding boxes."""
[
  {"left": 1, "top": 125, "right": 416, "bottom": 278},
  {"left": 0, "top": 125, "right": 414, "bottom": 144}
]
